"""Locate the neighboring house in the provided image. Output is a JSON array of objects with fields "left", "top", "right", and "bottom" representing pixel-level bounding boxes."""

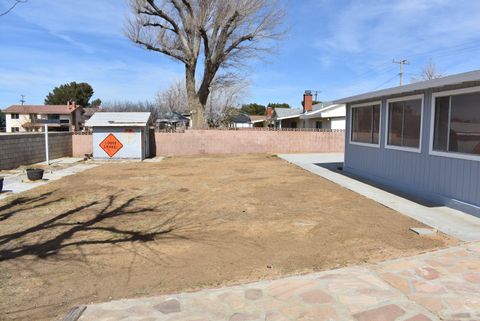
[
  {"left": 267, "top": 107, "right": 303, "bottom": 128},
  {"left": 300, "top": 102, "right": 346, "bottom": 129},
  {"left": 336, "top": 69, "right": 480, "bottom": 216},
  {"left": 81, "top": 106, "right": 101, "bottom": 129},
  {"left": 156, "top": 111, "right": 190, "bottom": 130},
  {"left": 0, "top": 110, "right": 5, "bottom": 132},
  {"left": 267, "top": 91, "right": 346, "bottom": 129},
  {"left": 3, "top": 102, "right": 83, "bottom": 132},
  {"left": 230, "top": 114, "right": 266, "bottom": 128},
  {"left": 249, "top": 115, "right": 267, "bottom": 127}
]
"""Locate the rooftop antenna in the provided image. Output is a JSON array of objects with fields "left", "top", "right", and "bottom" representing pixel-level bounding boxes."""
[{"left": 20, "top": 94, "right": 26, "bottom": 105}]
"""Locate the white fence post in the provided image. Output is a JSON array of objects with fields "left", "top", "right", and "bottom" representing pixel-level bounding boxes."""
[{"left": 44, "top": 124, "right": 49, "bottom": 165}]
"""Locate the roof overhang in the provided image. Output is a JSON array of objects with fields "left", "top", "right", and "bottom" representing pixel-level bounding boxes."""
[
  {"left": 92, "top": 122, "right": 148, "bottom": 127},
  {"left": 334, "top": 69, "right": 480, "bottom": 104},
  {"left": 300, "top": 104, "right": 345, "bottom": 119},
  {"left": 276, "top": 114, "right": 301, "bottom": 120},
  {"left": 85, "top": 112, "right": 151, "bottom": 127}
]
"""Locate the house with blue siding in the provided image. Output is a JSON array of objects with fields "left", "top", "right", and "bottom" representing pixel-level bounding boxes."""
[{"left": 336, "top": 70, "right": 480, "bottom": 217}]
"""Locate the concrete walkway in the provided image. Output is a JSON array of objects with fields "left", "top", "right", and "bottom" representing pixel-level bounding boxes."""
[
  {"left": 0, "top": 160, "right": 97, "bottom": 201},
  {"left": 278, "top": 153, "right": 480, "bottom": 242},
  {"left": 78, "top": 242, "right": 480, "bottom": 321}
]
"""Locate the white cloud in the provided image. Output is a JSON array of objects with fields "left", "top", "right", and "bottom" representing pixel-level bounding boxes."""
[
  {"left": 8, "top": 0, "right": 127, "bottom": 36},
  {"left": 317, "top": 0, "right": 480, "bottom": 59}
]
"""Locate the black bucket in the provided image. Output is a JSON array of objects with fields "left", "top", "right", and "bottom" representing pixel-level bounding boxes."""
[
  {"left": 26, "top": 168, "right": 44, "bottom": 181},
  {"left": 0, "top": 177, "right": 3, "bottom": 193}
]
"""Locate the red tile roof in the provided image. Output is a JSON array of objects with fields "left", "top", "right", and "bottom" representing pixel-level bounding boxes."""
[{"left": 3, "top": 105, "right": 78, "bottom": 115}]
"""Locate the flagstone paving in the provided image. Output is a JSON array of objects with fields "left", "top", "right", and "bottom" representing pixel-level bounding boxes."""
[{"left": 78, "top": 242, "right": 480, "bottom": 321}]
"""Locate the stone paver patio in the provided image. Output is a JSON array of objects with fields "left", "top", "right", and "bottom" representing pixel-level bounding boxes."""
[{"left": 78, "top": 242, "right": 480, "bottom": 321}]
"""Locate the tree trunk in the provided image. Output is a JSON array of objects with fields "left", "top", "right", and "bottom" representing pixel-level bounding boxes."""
[
  {"left": 190, "top": 99, "right": 206, "bottom": 129},
  {"left": 186, "top": 65, "right": 207, "bottom": 129}
]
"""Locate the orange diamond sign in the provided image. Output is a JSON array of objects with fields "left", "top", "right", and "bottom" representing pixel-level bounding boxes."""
[{"left": 99, "top": 133, "right": 123, "bottom": 157}]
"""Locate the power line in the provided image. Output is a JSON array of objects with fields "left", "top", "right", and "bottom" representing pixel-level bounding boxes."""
[
  {"left": 407, "top": 40, "right": 480, "bottom": 61},
  {"left": 371, "top": 74, "right": 399, "bottom": 91}
]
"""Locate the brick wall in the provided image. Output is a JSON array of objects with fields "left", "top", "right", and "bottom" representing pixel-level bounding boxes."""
[
  {"left": 0, "top": 132, "right": 72, "bottom": 170},
  {"left": 71, "top": 130, "right": 345, "bottom": 157}
]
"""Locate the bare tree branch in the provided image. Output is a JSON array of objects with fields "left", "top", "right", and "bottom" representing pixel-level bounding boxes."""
[{"left": 0, "top": 0, "right": 27, "bottom": 17}]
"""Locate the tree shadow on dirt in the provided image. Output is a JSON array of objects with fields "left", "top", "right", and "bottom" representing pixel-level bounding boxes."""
[
  {"left": 0, "top": 193, "right": 204, "bottom": 262},
  {"left": 0, "top": 190, "right": 59, "bottom": 222}
]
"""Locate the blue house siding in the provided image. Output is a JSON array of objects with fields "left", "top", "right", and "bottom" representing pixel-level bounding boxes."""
[{"left": 344, "top": 87, "right": 480, "bottom": 217}]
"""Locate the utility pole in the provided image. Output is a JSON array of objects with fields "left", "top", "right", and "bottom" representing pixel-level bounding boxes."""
[
  {"left": 392, "top": 59, "right": 410, "bottom": 86},
  {"left": 310, "top": 90, "right": 321, "bottom": 101},
  {"left": 20, "top": 94, "right": 26, "bottom": 105}
]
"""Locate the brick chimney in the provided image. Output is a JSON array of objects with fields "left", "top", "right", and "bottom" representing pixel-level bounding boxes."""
[
  {"left": 266, "top": 106, "right": 274, "bottom": 118},
  {"left": 303, "top": 91, "right": 313, "bottom": 113}
]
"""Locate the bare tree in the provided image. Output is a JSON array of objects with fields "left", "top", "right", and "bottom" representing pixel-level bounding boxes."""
[
  {"left": 411, "top": 60, "right": 443, "bottom": 83},
  {"left": 0, "top": 0, "right": 27, "bottom": 17},
  {"left": 102, "top": 100, "right": 161, "bottom": 122},
  {"left": 206, "top": 79, "right": 248, "bottom": 126},
  {"left": 156, "top": 77, "right": 249, "bottom": 125},
  {"left": 126, "top": 0, "right": 285, "bottom": 128},
  {"left": 155, "top": 80, "right": 189, "bottom": 114}
]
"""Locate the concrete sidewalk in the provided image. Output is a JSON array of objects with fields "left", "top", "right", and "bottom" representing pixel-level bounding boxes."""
[
  {"left": 78, "top": 242, "right": 480, "bottom": 321},
  {"left": 0, "top": 161, "right": 97, "bottom": 201},
  {"left": 278, "top": 153, "right": 480, "bottom": 242}
]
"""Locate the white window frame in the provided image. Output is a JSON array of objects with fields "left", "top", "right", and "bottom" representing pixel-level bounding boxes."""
[
  {"left": 429, "top": 86, "right": 480, "bottom": 162},
  {"left": 349, "top": 101, "right": 382, "bottom": 148},
  {"left": 385, "top": 94, "right": 424, "bottom": 154}
]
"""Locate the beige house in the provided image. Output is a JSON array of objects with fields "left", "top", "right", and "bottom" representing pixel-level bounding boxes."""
[
  {"left": 3, "top": 102, "right": 83, "bottom": 133},
  {"left": 300, "top": 103, "right": 346, "bottom": 129},
  {"left": 266, "top": 91, "right": 346, "bottom": 129}
]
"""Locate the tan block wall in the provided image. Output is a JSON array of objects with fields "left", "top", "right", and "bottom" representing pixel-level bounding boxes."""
[
  {"left": 154, "top": 130, "right": 345, "bottom": 156},
  {"left": 72, "top": 130, "right": 345, "bottom": 157},
  {"left": 0, "top": 132, "right": 72, "bottom": 170},
  {"left": 72, "top": 134, "right": 94, "bottom": 157}
]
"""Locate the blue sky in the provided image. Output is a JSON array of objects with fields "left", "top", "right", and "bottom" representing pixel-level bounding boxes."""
[{"left": 2, "top": 0, "right": 480, "bottom": 108}]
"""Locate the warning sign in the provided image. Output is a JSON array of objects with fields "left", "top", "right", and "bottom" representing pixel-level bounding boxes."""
[{"left": 99, "top": 133, "right": 123, "bottom": 157}]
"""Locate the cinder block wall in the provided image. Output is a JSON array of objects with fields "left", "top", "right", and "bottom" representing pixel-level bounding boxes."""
[
  {"left": 72, "top": 134, "right": 94, "bottom": 157},
  {"left": 155, "top": 130, "right": 345, "bottom": 156},
  {"left": 0, "top": 133, "right": 72, "bottom": 170},
  {"left": 71, "top": 130, "right": 345, "bottom": 157}
]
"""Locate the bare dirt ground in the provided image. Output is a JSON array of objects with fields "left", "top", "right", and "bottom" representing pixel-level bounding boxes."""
[{"left": 0, "top": 154, "right": 457, "bottom": 320}]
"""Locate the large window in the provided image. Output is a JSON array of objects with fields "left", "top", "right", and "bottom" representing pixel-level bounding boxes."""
[
  {"left": 351, "top": 103, "right": 381, "bottom": 146},
  {"left": 386, "top": 96, "right": 423, "bottom": 151},
  {"left": 432, "top": 90, "right": 480, "bottom": 159},
  {"left": 11, "top": 113, "right": 19, "bottom": 119}
]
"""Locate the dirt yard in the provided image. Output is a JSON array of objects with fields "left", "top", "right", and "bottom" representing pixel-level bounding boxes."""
[{"left": 0, "top": 154, "right": 457, "bottom": 320}]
